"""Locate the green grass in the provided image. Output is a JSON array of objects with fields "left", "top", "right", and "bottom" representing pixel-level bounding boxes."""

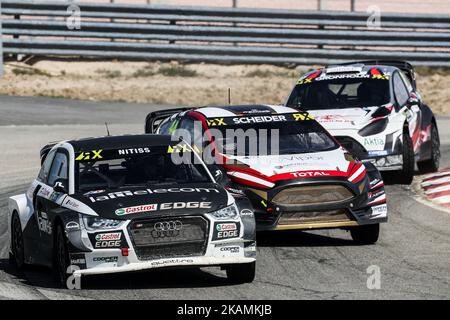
[
  {"left": 96, "top": 69, "right": 122, "bottom": 78},
  {"left": 132, "top": 69, "right": 156, "bottom": 77},
  {"left": 158, "top": 65, "right": 198, "bottom": 77},
  {"left": 12, "top": 68, "right": 50, "bottom": 76}
]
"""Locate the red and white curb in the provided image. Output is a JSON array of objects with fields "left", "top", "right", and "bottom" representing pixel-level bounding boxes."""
[{"left": 413, "top": 168, "right": 450, "bottom": 211}]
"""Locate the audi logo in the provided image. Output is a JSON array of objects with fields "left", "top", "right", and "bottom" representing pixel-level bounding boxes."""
[{"left": 154, "top": 220, "right": 183, "bottom": 232}]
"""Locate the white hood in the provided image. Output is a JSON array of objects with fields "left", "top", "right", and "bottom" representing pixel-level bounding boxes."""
[
  {"left": 225, "top": 148, "right": 351, "bottom": 177},
  {"left": 308, "top": 107, "right": 378, "bottom": 131}
]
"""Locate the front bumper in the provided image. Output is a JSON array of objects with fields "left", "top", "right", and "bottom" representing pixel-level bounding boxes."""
[
  {"left": 245, "top": 178, "right": 387, "bottom": 231},
  {"left": 362, "top": 154, "right": 403, "bottom": 171},
  {"left": 67, "top": 212, "right": 257, "bottom": 276},
  {"left": 73, "top": 245, "right": 256, "bottom": 276}
]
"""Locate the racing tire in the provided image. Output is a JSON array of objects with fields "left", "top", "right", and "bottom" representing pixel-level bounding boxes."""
[
  {"left": 226, "top": 262, "right": 256, "bottom": 284},
  {"left": 54, "top": 225, "right": 70, "bottom": 288},
  {"left": 11, "top": 213, "right": 25, "bottom": 268},
  {"left": 350, "top": 224, "right": 379, "bottom": 245},
  {"left": 393, "top": 133, "right": 414, "bottom": 184},
  {"left": 417, "top": 123, "right": 440, "bottom": 174}
]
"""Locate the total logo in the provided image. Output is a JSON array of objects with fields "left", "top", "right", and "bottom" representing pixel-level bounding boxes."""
[
  {"left": 115, "top": 204, "right": 157, "bottom": 216},
  {"left": 291, "top": 171, "right": 331, "bottom": 178}
]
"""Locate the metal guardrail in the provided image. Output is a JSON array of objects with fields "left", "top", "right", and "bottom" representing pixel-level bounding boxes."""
[{"left": 2, "top": 0, "right": 450, "bottom": 66}]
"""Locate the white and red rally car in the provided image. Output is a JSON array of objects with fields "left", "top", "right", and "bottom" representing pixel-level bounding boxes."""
[
  {"left": 286, "top": 60, "right": 440, "bottom": 184},
  {"left": 146, "top": 104, "right": 387, "bottom": 244}
]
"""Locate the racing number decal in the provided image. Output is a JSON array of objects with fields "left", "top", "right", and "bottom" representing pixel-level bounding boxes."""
[{"left": 75, "top": 149, "right": 103, "bottom": 161}]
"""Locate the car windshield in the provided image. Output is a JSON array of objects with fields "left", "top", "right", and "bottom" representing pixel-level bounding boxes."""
[
  {"left": 286, "top": 77, "right": 391, "bottom": 110},
  {"left": 209, "top": 118, "right": 339, "bottom": 156},
  {"left": 75, "top": 145, "right": 210, "bottom": 192}
]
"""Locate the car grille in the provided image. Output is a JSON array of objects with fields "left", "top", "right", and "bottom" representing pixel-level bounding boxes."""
[
  {"left": 278, "top": 209, "right": 353, "bottom": 225},
  {"left": 128, "top": 216, "right": 208, "bottom": 261},
  {"left": 335, "top": 136, "right": 368, "bottom": 159},
  {"left": 272, "top": 185, "right": 354, "bottom": 207}
]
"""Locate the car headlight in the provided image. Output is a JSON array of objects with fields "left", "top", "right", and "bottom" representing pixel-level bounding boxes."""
[
  {"left": 82, "top": 216, "right": 125, "bottom": 231},
  {"left": 209, "top": 205, "right": 239, "bottom": 220}
]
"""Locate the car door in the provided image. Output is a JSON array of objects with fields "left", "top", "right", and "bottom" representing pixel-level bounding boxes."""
[
  {"left": 38, "top": 148, "right": 70, "bottom": 263},
  {"left": 22, "top": 149, "right": 57, "bottom": 263},
  {"left": 393, "top": 71, "right": 421, "bottom": 152}
]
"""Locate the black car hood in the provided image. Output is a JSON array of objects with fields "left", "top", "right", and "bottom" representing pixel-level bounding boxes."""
[{"left": 70, "top": 183, "right": 229, "bottom": 220}]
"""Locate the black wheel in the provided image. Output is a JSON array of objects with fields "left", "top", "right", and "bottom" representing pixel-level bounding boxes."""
[
  {"left": 393, "top": 132, "right": 414, "bottom": 184},
  {"left": 11, "top": 213, "right": 25, "bottom": 268},
  {"left": 350, "top": 224, "right": 380, "bottom": 245},
  {"left": 55, "top": 225, "right": 70, "bottom": 288},
  {"left": 226, "top": 262, "right": 256, "bottom": 284},
  {"left": 418, "top": 123, "right": 440, "bottom": 173}
]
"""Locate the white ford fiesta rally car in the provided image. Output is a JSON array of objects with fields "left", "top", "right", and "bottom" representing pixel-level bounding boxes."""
[{"left": 286, "top": 60, "right": 440, "bottom": 184}]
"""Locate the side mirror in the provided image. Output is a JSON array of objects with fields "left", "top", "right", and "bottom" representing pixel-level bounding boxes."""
[
  {"left": 407, "top": 92, "right": 419, "bottom": 106},
  {"left": 53, "top": 179, "right": 68, "bottom": 194}
]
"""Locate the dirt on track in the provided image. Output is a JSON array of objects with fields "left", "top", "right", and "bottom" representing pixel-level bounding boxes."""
[{"left": 1, "top": 60, "right": 450, "bottom": 114}]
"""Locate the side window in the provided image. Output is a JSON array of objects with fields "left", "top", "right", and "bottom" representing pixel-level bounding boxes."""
[
  {"left": 393, "top": 72, "right": 409, "bottom": 107},
  {"left": 178, "top": 117, "right": 203, "bottom": 148},
  {"left": 157, "top": 118, "right": 172, "bottom": 135},
  {"left": 399, "top": 71, "right": 413, "bottom": 93},
  {"left": 47, "top": 151, "right": 69, "bottom": 187},
  {"left": 38, "top": 149, "right": 56, "bottom": 182},
  {"left": 157, "top": 116, "right": 180, "bottom": 135}
]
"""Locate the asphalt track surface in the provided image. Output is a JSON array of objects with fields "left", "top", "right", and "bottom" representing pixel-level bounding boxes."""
[{"left": 0, "top": 95, "right": 449, "bottom": 300}]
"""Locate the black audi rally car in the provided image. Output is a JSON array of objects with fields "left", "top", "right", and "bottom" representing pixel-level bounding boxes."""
[{"left": 8, "top": 135, "right": 256, "bottom": 287}]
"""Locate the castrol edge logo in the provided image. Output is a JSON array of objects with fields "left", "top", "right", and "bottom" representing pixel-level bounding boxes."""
[
  {"left": 95, "top": 232, "right": 121, "bottom": 241},
  {"left": 115, "top": 204, "right": 157, "bottom": 216}
]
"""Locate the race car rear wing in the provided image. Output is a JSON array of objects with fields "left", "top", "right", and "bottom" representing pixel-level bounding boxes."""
[
  {"left": 145, "top": 107, "right": 190, "bottom": 133},
  {"left": 329, "top": 60, "right": 416, "bottom": 89}
]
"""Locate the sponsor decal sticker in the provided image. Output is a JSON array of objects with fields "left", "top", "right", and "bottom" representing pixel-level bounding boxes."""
[
  {"left": 38, "top": 212, "right": 52, "bottom": 235},
  {"left": 118, "top": 147, "right": 150, "bottom": 155},
  {"left": 212, "top": 222, "right": 240, "bottom": 241},
  {"left": 88, "top": 187, "right": 219, "bottom": 202},
  {"left": 150, "top": 258, "right": 194, "bottom": 267},
  {"left": 95, "top": 232, "right": 121, "bottom": 241},
  {"left": 371, "top": 204, "right": 387, "bottom": 216},
  {"left": 206, "top": 118, "right": 226, "bottom": 126},
  {"left": 115, "top": 204, "right": 157, "bottom": 216},
  {"left": 364, "top": 137, "right": 385, "bottom": 147},
  {"left": 160, "top": 201, "right": 212, "bottom": 210},
  {"left": 291, "top": 171, "right": 331, "bottom": 178},
  {"left": 292, "top": 113, "right": 314, "bottom": 121},
  {"left": 368, "top": 150, "right": 389, "bottom": 157},
  {"left": 90, "top": 232, "right": 127, "bottom": 249},
  {"left": 93, "top": 256, "right": 119, "bottom": 263},
  {"left": 232, "top": 115, "right": 286, "bottom": 124},
  {"left": 218, "top": 245, "right": 240, "bottom": 254},
  {"left": 240, "top": 209, "right": 254, "bottom": 217},
  {"left": 75, "top": 149, "right": 103, "bottom": 161}
]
